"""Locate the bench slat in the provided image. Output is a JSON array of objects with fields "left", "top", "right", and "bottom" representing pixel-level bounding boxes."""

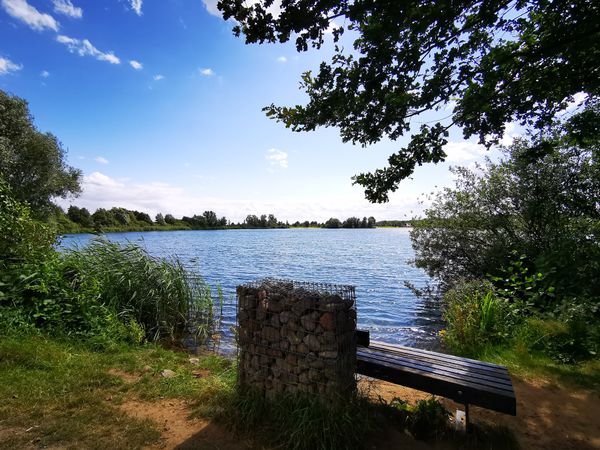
[
  {"left": 357, "top": 352, "right": 517, "bottom": 415},
  {"left": 358, "top": 348, "right": 514, "bottom": 392},
  {"left": 367, "top": 343, "right": 512, "bottom": 382},
  {"left": 369, "top": 341, "right": 510, "bottom": 375}
]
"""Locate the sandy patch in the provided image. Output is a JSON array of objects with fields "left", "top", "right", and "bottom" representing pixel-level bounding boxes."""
[
  {"left": 119, "top": 398, "right": 251, "bottom": 450},
  {"left": 361, "top": 377, "right": 600, "bottom": 450}
]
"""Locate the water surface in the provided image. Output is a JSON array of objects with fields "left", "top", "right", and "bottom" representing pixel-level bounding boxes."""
[{"left": 60, "top": 228, "right": 442, "bottom": 350}]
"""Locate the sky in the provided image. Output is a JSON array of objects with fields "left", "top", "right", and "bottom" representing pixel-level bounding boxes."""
[{"left": 0, "top": 0, "right": 515, "bottom": 223}]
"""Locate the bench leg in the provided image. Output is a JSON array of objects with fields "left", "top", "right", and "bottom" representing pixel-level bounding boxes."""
[{"left": 454, "top": 404, "right": 470, "bottom": 433}]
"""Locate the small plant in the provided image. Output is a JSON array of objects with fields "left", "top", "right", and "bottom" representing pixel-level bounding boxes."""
[
  {"left": 442, "top": 280, "right": 506, "bottom": 356},
  {"left": 408, "top": 397, "right": 451, "bottom": 440}
]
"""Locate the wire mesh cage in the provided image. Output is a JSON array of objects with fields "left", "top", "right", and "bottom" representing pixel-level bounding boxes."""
[{"left": 236, "top": 278, "right": 357, "bottom": 399}]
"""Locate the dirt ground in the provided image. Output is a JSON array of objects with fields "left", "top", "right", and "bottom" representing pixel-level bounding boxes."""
[{"left": 118, "top": 375, "right": 600, "bottom": 450}]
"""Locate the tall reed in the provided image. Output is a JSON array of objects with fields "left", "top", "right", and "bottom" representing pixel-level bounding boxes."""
[{"left": 64, "top": 239, "right": 217, "bottom": 341}]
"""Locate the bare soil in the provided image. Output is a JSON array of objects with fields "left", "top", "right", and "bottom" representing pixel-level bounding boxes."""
[
  {"left": 116, "top": 375, "right": 600, "bottom": 449},
  {"left": 364, "top": 376, "right": 600, "bottom": 450}
]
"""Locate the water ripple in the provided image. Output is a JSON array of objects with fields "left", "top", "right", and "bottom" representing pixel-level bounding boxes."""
[{"left": 60, "top": 228, "right": 442, "bottom": 349}]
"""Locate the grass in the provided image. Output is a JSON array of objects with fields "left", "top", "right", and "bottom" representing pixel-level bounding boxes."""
[
  {"left": 478, "top": 345, "right": 600, "bottom": 391},
  {"left": 0, "top": 333, "right": 226, "bottom": 450},
  {"left": 0, "top": 332, "right": 528, "bottom": 450}
]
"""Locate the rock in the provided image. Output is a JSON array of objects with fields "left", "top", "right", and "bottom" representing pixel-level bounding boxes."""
[
  {"left": 319, "top": 351, "right": 338, "bottom": 359},
  {"left": 291, "top": 297, "right": 312, "bottom": 316},
  {"left": 279, "top": 310, "right": 291, "bottom": 324},
  {"left": 261, "top": 326, "right": 279, "bottom": 342},
  {"left": 301, "top": 311, "right": 319, "bottom": 332},
  {"left": 303, "top": 334, "right": 320, "bottom": 352},
  {"left": 270, "top": 314, "right": 280, "bottom": 327},
  {"left": 239, "top": 295, "right": 257, "bottom": 310},
  {"left": 297, "top": 342, "right": 309, "bottom": 354},
  {"left": 288, "top": 331, "right": 302, "bottom": 346},
  {"left": 188, "top": 357, "right": 200, "bottom": 365},
  {"left": 319, "top": 312, "right": 335, "bottom": 331},
  {"left": 160, "top": 369, "right": 176, "bottom": 378}
]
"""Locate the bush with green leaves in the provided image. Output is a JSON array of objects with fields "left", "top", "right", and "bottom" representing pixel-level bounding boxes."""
[
  {"left": 411, "top": 107, "right": 600, "bottom": 304},
  {"left": 1, "top": 186, "right": 217, "bottom": 345},
  {"left": 443, "top": 278, "right": 599, "bottom": 363},
  {"left": 0, "top": 177, "right": 55, "bottom": 264},
  {"left": 513, "top": 300, "right": 600, "bottom": 364},
  {"left": 441, "top": 280, "right": 508, "bottom": 356}
]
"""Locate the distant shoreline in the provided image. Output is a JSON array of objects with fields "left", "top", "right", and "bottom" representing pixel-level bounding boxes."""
[{"left": 60, "top": 225, "right": 414, "bottom": 236}]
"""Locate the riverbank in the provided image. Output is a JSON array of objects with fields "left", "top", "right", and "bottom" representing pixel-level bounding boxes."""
[{"left": 2, "top": 334, "right": 598, "bottom": 450}]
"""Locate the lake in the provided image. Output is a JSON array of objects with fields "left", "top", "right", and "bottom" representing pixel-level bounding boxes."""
[{"left": 60, "top": 228, "right": 442, "bottom": 351}]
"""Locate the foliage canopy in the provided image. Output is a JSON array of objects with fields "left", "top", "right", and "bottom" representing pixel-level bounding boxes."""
[
  {"left": 0, "top": 90, "right": 81, "bottom": 216},
  {"left": 410, "top": 106, "right": 600, "bottom": 303},
  {"left": 218, "top": 0, "right": 600, "bottom": 201}
]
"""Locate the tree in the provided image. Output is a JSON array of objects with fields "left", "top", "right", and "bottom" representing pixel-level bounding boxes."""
[
  {"left": 0, "top": 90, "right": 81, "bottom": 216},
  {"left": 267, "top": 214, "right": 278, "bottom": 227},
  {"left": 203, "top": 210, "right": 219, "bottom": 228},
  {"left": 91, "top": 208, "right": 113, "bottom": 228},
  {"left": 133, "top": 211, "right": 153, "bottom": 224},
  {"left": 164, "top": 214, "right": 177, "bottom": 225},
  {"left": 342, "top": 217, "right": 361, "bottom": 228},
  {"left": 410, "top": 106, "right": 600, "bottom": 300},
  {"left": 67, "top": 205, "right": 93, "bottom": 228},
  {"left": 324, "top": 218, "right": 341, "bottom": 228},
  {"left": 155, "top": 213, "right": 166, "bottom": 226},
  {"left": 218, "top": 0, "right": 600, "bottom": 202}
]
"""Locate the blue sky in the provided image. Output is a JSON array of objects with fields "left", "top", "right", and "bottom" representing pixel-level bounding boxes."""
[{"left": 0, "top": 0, "right": 513, "bottom": 222}]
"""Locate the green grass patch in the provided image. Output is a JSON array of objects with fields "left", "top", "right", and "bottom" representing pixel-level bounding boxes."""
[
  {"left": 479, "top": 345, "right": 600, "bottom": 391},
  {"left": 0, "top": 332, "right": 524, "bottom": 450},
  {"left": 0, "top": 334, "right": 227, "bottom": 449}
]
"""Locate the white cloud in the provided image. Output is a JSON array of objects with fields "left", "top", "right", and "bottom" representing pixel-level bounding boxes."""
[
  {"left": 56, "top": 35, "right": 120, "bottom": 64},
  {"left": 52, "top": 0, "right": 81, "bottom": 18},
  {"left": 40, "top": 70, "right": 50, "bottom": 77},
  {"left": 201, "top": 0, "right": 220, "bottom": 17},
  {"left": 129, "top": 60, "right": 143, "bottom": 70},
  {"left": 277, "top": 56, "right": 287, "bottom": 63},
  {"left": 561, "top": 92, "right": 588, "bottom": 115},
  {"left": 499, "top": 122, "right": 520, "bottom": 146},
  {"left": 202, "top": 0, "right": 280, "bottom": 19},
  {"left": 443, "top": 141, "right": 487, "bottom": 163},
  {"left": 324, "top": 19, "right": 339, "bottom": 34},
  {"left": 58, "top": 172, "right": 420, "bottom": 223},
  {"left": 265, "top": 148, "right": 288, "bottom": 169},
  {"left": 130, "top": 0, "right": 142, "bottom": 16},
  {"left": 0, "top": 56, "right": 22, "bottom": 75},
  {"left": 153, "top": 74, "right": 164, "bottom": 81},
  {"left": 95, "top": 156, "right": 109, "bottom": 164},
  {"left": 1, "top": 0, "right": 59, "bottom": 31},
  {"left": 199, "top": 67, "right": 214, "bottom": 76}
]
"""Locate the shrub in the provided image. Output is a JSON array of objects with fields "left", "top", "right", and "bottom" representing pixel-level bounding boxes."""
[
  {"left": 514, "top": 300, "right": 600, "bottom": 364},
  {"left": 441, "top": 280, "right": 507, "bottom": 356},
  {"left": 0, "top": 177, "right": 55, "bottom": 265},
  {"left": 411, "top": 123, "right": 600, "bottom": 302}
]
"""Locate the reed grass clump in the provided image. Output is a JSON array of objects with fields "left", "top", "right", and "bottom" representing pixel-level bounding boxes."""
[{"left": 62, "top": 239, "right": 219, "bottom": 342}]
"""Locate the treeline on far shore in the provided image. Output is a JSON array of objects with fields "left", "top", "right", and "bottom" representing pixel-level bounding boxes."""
[{"left": 52, "top": 206, "right": 414, "bottom": 234}]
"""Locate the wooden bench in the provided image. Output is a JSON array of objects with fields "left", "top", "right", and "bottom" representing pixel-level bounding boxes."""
[{"left": 355, "top": 330, "right": 516, "bottom": 428}]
